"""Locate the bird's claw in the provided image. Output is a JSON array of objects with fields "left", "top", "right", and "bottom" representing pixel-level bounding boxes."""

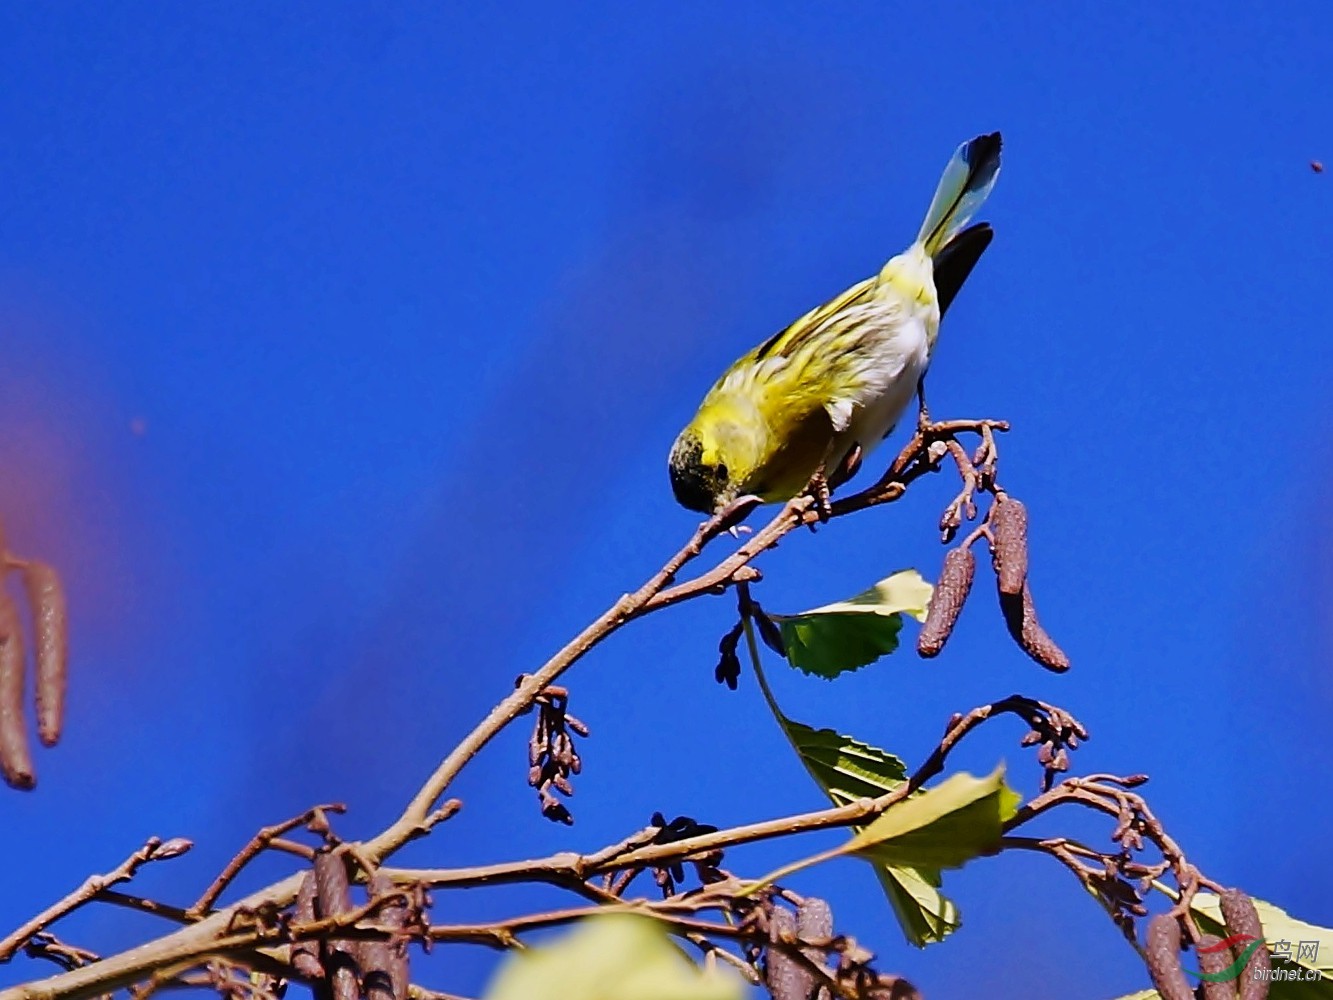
[
  {"left": 808, "top": 470, "right": 833, "bottom": 524},
  {"left": 712, "top": 494, "right": 762, "bottom": 537}
]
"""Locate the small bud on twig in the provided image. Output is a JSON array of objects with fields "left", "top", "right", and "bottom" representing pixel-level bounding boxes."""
[
  {"left": 149, "top": 838, "right": 194, "bottom": 861},
  {"left": 796, "top": 896, "right": 833, "bottom": 940},
  {"left": 918, "top": 547, "right": 975, "bottom": 657}
]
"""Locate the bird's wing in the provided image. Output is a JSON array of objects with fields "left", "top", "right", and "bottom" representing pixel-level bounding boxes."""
[
  {"left": 748, "top": 277, "right": 876, "bottom": 364},
  {"left": 722, "top": 275, "right": 920, "bottom": 439}
]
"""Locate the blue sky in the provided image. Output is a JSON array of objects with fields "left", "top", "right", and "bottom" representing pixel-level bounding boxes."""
[{"left": 2, "top": 3, "right": 1331, "bottom": 998}]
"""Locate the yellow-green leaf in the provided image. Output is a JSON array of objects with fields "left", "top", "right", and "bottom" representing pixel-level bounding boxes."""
[
  {"left": 484, "top": 914, "right": 743, "bottom": 1000},
  {"left": 874, "top": 864, "right": 962, "bottom": 947},
  {"left": 850, "top": 766, "right": 1020, "bottom": 870}
]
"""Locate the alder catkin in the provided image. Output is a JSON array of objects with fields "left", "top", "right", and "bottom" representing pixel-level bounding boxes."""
[
  {"left": 917, "top": 547, "right": 975, "bottom": 658},
  {"left": 999, "top": 581, "right": 1071, "bottom": 672},
  {"left": 291, "top": 871, "right": 324, "bottom": 979},
  {"left": 362, "top": 871, "right": 410, "bottom": 1000},
  {"left": 796, "top": 896, "right": 833, "bottom": 940},
  {"left": 22, "top": 562, "right": 68, "bottom": 747},
  {"left": 565, "top": 713, "right": 590, "bottom": 737},
  {"left": 1195, "top": 934, "right": 1240, "bottom": 1000},
  {"left": 1144, "top": 914, "right": 1194, "bottom": 1000},
  {"left": 1219, "top": 888, "right": 1272, "bottom": 999},
  {"left": 314, "top": 850, "right": 354, "bottom": 916},
  {"left": 990, "top": 495, "right": 1029, "bottom": 595},
  {"left": 314, "top": 851, "right": 360, "bottom": 1000},
  {"left": 762, "top": 907, "right": 812, "bottom": 1000},
  {"left": 0, "top": 596, "right": 35, "bottom": 790}
]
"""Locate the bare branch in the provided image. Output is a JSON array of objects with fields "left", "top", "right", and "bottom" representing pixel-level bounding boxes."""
[
  {"left": 188, "top": 805, "right": 347, "bottom": 919},
  {"left": 0, "top": 838, "right": 191, "bottom": 961}
]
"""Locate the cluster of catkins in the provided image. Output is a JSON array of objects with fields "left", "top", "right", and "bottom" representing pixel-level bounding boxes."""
[
  {"left": 0, "top": 521, "right": 69, "bottom": 790},
  {"left": 524, "top": 681, "right": 589, "bottom": 825},
  {"left": 1145, "top": 889, "right": 1270, "bottom": 1000},
  {"left": 917, "top": 493, "right": 1069, "bottom": 672}
]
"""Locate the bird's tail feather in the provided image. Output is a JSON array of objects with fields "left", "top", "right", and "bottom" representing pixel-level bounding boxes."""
[
  {"left": 934, "top": 223, "right": 993, "bottom": 316},
  {"left": 916, "top": 133, "right": 1002, "bottom": 257}
]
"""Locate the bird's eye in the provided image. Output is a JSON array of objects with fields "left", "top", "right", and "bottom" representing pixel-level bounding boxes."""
[{"left": 714, "top": 463, "right": 728, "bottom": 482}]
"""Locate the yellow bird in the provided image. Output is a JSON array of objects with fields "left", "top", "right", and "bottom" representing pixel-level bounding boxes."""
[{"left": 668, "top": 133, "right": 1001, "bottom": 515}]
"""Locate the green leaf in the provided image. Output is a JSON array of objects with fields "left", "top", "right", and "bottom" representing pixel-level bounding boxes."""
[
  {"left": 1189, "top": 893, "right": 1333, "bottom": 996},
  {"left": 849, "top": 766, "right": 1021, "bottom": 870},
  {"left": 781, "top": 717, "right": 909, "bottom": 804},
  {"left": 775, "top": 569, "right": 933, "bottom": 678},
  {"left": 873, "top": 864, "right": 962, "bottom": 947},
  {"left": 768, "top": 713, "right": 978, "bottom": 947},
  {"left": 484, "top": 914, "right": 743, "bottom": 1000}
]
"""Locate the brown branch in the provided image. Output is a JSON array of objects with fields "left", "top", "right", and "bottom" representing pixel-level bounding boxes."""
[
  {"left": 188, "top": 805, "right": 347, "bottom": 919},
  {"left": 406, "top": 988, "right": 474, "bottom": 1000},
  {"left": 0, "top": 419, "right": 1009, "bottom": 1000},
  {"left": 422, "top": 899, "right": 751, "bottom": 951},
  {"left": 379, "top": 695, "right": 1072, "bottom": 896},
  {"left": 363, "top": 493, "right": 802, "bottom": 860},
  {"left": 1004, "top": 774, "right": 1225, "bottom": 943},
  {"left": 364, "top": 417, "right": 1007, "bottom": 859},
  {"left": 21, "top": 935, "right": 100, "bottom": 973},
  {"left": 0, "top": 838, "right": 189, "bottom": 961},
  {"left": 96, "top": 893, "right": 197, "bottom": 927}
]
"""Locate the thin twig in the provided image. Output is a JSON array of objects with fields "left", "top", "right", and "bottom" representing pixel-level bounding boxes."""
[
  {"left": 96, "top": 893, "right": 197, "bottom": 926},
  {"left": 188, "top": 805, "right": 347, "bottom": 919},
  {"left": 0, "top": 420, "right": 1008, "bottom": 1000},
  {"left": 0, "top": 838, "right": 183, "bottom": 961}
]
